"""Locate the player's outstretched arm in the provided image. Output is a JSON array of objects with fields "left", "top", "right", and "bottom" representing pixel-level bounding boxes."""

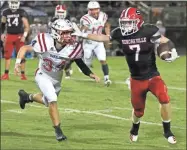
[
  {"left": 72, "top": 22, "right": 110, "bottom": 42},
  {"left": 14, "top": 45, "right": 33, "bottom": 76},
  {"left": 74, "top": 58, "right": 100, "bottom": 82}
]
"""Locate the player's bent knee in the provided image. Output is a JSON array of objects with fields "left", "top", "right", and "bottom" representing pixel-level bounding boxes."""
[
  {"left": 134, "top": 109, "right": 144, "bottom": 118},
  {"left": 158, "top": 93, "right": 170, "bottom": 104},
  {"left": 21, "top": 58, "right": 26, "bottom": 63},
  {"left": 42, "top": 94, "right": 57, "bottom": 107}
]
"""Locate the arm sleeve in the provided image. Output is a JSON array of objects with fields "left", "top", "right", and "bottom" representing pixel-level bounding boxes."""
[
  {"left": 149, "top": 25, "right": 161, "bottom": 44},
  {"left": 74, "top": 58, "right": 93, "bottom": 76}
]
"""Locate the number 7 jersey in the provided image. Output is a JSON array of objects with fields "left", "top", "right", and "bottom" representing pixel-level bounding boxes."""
[{"left": 110, "top": 24, "right": 161, "bottom": 80}]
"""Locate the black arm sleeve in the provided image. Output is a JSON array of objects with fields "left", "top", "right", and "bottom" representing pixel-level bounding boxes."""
[
  {"left": 1, "top": 22, "right": 6, "bottom": 34},
  {"left": 74, "top": 58, "right": 93, "bottom": 76}
]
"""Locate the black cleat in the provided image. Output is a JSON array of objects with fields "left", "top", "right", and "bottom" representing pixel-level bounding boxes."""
[
  {"left": 18, "top": 90, "right": 32, "bottom": 109},
  {"left": 54, "top": 125, "right": 67, "bottom": 141},
  {"left": 163, "top": 131, "right": 177, "bottom": 144}
]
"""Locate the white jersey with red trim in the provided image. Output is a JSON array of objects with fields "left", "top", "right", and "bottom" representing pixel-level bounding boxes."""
[
  {"left": 31, "top": 33, "right": 82, "bottom": 81},
  {"left": 80, "top": 11, "right": 108, "bottom": 44}
]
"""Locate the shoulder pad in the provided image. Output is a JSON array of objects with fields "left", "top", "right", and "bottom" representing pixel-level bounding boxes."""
[{"left": 31, "top": 33, "right": 53, "bottom": 53}]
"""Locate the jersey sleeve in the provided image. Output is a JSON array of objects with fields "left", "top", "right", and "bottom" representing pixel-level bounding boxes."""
[
  {"left": 110, "top": 27, "right": 121, "bottom": 41},
  {"left": 80, "top": 15, "right": 92, "bottom": 27},
  {"left": 147, "top": 24, "right": 161, "bottom": 44},
  {"left": 30, "top": 33, "right": 51, "bottom": 53},
  {"left": 20, "top": 9, "right": 28, "bottom": 18}
]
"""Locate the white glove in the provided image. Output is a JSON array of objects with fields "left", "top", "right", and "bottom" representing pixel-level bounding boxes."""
[
  {"left": 165, "top": 48, "right": 179, "bottom": 62},
  {"left": 71, "top": 23, "right": 88, "bottom": 38}
]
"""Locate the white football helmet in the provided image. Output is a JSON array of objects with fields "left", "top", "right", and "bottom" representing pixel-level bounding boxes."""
[
  {"left": 55, "top": 4, "right": 67, "bottom": 19},
  {"left": 8, "top": 0, "right": 20, "bottom": 10},
  {"left": 50, "top": 19, "right": 74, "bottom": 44},
  {"left": 87, "top": 1, "right": 100, "bottom": 19}
]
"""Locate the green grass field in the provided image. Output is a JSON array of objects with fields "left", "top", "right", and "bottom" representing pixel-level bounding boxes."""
[{"left": 1, "top": 56, "right": 186, "bottom": 150}]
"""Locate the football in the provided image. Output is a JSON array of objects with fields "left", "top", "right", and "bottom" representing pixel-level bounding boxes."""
[{"left": 157, "top": 43, "right": 171, "bottom": 60}]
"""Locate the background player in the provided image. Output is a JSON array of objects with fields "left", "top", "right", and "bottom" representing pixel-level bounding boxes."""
[
  {"left": 72, "top": 7, "right": 179, "bottom": 144},
  {"left": 1, "top": 0, "right": 30, "bottom": 80},
  {"left": 14, "top": 19, "right": 100, "bottom": 141},
  {"left": 80, "top": 1, "right": 111, "bottom": 86}
]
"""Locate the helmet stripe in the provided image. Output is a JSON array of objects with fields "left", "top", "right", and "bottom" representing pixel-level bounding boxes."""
[{"left": 124, "top": 7, "right": 131, "bottom": 18}]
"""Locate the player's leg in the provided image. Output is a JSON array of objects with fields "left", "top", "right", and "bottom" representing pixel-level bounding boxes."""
[
  {"left": 83, "top": 43, "right": 95, "bottom": 68},
  {"left": 18, "top": 72, "right": 66, "bottom": 141},
  {"left": 15, "top": 35, "right": 27, "bottom": 80},
  {"left": 130, "top": 78, "right": 148, "bottom": 142},
  {"left": 1, "top": 34, "right": 14, "bottom": 80},
  {"left": 148, "top": 76, "right": 176, "bottom": 144},
  {"left": 94, "top": 43, "right": 111, "bottom": 86}
]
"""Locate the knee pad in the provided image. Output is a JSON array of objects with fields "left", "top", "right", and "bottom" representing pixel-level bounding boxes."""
[{"left": 134, "top": 109, "right": 144, "bottom": 118}]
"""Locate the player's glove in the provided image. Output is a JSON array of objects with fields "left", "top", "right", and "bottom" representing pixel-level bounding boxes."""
[
  {"left": 71, "top": 23, "right": 88, "bottom": 38},
  {"left": 165, "top": 48, "right": 179, "bottom": 62},
  {"left": 14, "top": 59, "right": 22, "bottom": 76}
]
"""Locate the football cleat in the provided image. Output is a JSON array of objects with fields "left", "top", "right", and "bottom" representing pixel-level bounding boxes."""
[
  {"left": 54, "top": 125, "right": 67, "bottom": 141},
  {"left": 20, "top": 74, "right": 27, "bottom": 80},
  {"left": 18, "top": 90, "right": 33, "bottom": 109},
  {"left": 1, "top": 73, "right": 9, "bottom": 80},
  {"left": 130, "top": 134, "right": 138, "bottom": 142},
  {"left": 104, "top": 79, "right": 112, "bottom": 87},
  {"left": 164, "top": 131, "right": 177, "bottom": 144}
]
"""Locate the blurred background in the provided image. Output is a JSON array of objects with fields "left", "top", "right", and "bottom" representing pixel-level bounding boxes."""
[{"left": 0, "top": 1, "right": 186, "bottom": 58}]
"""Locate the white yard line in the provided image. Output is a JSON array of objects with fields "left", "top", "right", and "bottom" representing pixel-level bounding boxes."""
[
  {"left": 70, "top": 78, "right": 186, "bottom": 91},
  {"left": 1, "top": 99, "right": 186, "bottom": 130},
  {"left": 7, "top": 109, "right": 23, "bottom": 114}
]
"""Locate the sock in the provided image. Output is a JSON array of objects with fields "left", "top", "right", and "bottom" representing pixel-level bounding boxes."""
[
  {"left": 21, "top": 71, "right": 25, "bottom": 74},
  {"left": 130, "top": 122, "right": 140, "bottom": 135},
  {"left": 28, "top": 94, "right": 34, "bottom": 102},
  {"left": 102, "top": 64, "right": 109, "bottom": 76},
  {"left": 162, "top": 120, "right": 171, "bottom": 133},
  {"left": 5, "top": 70, "right": 9, "bottom": 74},
  {"left": 53, "top": 123, "right": 61, "bottom": 129}
]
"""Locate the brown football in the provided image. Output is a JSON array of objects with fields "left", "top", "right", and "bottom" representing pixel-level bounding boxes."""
[{"left": 157, "top": 43, "right": 171, "bottom": 60}]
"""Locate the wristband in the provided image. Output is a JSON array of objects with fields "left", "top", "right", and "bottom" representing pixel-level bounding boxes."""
[
  {"left": 16, "top": 58, "right": 21, "bottom": 64},
  {"left": 23, "top": 32, "right": 28, "bottom": 38}
]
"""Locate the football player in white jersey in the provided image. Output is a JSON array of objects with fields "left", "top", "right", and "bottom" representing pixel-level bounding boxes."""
[
  {"left": 14, "top": 19, "right": 100, "bottom": 141},
  {"left": 80, "top": 1, "right": 112, "bottom": 86}
]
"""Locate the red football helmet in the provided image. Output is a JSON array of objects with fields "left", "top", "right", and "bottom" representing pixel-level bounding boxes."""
[
  {"left": 119, "top": 7, "right": 144, "bottom": 36},
  {"left": 55, "top": 4, "right": 67, "bottom": 19}
]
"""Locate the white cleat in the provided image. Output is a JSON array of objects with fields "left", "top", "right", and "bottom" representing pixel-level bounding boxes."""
[
  {"left": 167, "top": 136, "right": 177, "bottom": 144},
  {"left": 104, "top": 79, "right": 112, "bottom": 87},
  {"left": 130, "top": 134, "right": 138, "bottom": 142}
]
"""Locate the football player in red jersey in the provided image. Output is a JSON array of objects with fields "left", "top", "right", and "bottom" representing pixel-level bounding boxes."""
[
  {"left": 1, "top": 0, "right": 30, "bottom": 80},
  {"left": 72, "top": 7, "right": 179, "bottom": 144}
]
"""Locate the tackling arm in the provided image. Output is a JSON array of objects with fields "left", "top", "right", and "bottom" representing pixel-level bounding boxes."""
[
  {"left": 74, "top": 58, "right": 100, "bottom": 82},
  {"left": 16, "top": 45, "right": 33, "bottom": 63}
]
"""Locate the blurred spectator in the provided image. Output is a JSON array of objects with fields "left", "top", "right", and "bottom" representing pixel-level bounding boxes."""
[{"left": 156, "top": 20, "right": 166, "bottom": 36}]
